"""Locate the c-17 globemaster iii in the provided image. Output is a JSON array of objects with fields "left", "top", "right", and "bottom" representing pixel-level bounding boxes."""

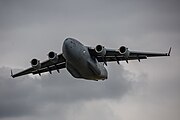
[{"left": 11, "top": 38, "right": 171, "bottom": 81}]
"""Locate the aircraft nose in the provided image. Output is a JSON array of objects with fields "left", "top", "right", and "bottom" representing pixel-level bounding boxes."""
[
  {"left": 64, "top": 38, "right": 71, "bottom": 46},
  {"left": 62, "top": 38, "right": 74, "bottom": 59},
  {"left": 63, "top": 38, "right": 71, "bottom": 49},
  {"left": 63, "top": 38, "right": 76, "bottom": 49}
]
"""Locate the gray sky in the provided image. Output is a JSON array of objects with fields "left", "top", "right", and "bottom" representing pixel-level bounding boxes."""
[{"left": 0, "top": 0, "right": 180, "bottom": 120}]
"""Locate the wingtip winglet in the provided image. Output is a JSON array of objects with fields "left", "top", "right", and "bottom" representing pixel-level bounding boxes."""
[
  {"left": 167, "top": 47, "right": 171, "bottom": 56},
  {"left": 11, "top": 69, "right": 14, "bottom": 78}
]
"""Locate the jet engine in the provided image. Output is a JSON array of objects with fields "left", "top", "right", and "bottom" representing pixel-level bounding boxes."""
[
  {"left": 119, "top": 46, "right": 130, "bottom": 59},
  {"left": 95, "top": 45, "right": 106, "bottom": 56},
  {"left": 48, "top": 51, "right": 58, "bottom": 63},
  {"left": 31, "top": 58, "right": 41, "bottom": 69}
]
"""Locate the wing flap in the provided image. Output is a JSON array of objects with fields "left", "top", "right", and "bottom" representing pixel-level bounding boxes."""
[
  {"left": 96, "top": 55, "right": 147, "bottom": 62},
  {"left": 130, "top": 51, "right": 168, "bottom": 57},
  {"left": 32, "top": 62, "right": 66, "bottom": 75}
]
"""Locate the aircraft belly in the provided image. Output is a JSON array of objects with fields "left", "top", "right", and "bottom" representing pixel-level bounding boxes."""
[
  {"left": 67, "top": 50, "right": 102, "bottom": 80},
  {"left": 66, "top": 62, "right": 82, "bottom": 78}
]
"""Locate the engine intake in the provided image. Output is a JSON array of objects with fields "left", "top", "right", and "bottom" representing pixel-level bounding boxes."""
[
  {"left": 48, "top": 51, "right": 58, "bottom": 63},
  {"left": 119, "top": 46, "right": 130, "bottom": 58},
  {"left": 119, "top": 46, "right": 127, "bottom": 54},
  {"left": 31, "top": 59, "right": 41, "bottom": 69},
  {"left": 95, "top": 45, "right": 106, "bottom": 56}
]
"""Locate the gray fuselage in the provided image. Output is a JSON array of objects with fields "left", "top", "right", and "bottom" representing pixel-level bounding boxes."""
[{"left": 62, "top": 38, "right": 107, "bottom": 80}]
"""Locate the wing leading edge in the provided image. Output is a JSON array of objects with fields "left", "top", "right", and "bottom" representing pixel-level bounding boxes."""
[{"left": 11, "top": 54, "right": 66, "bottom": 78}]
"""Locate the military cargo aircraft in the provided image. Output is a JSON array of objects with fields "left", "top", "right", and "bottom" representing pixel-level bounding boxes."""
[{"left": 11, "top": 38, "right": 171, "bottom": 81}]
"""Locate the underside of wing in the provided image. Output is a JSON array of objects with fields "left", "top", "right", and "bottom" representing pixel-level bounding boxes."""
[
  {"left": 32, "top": 62, "right": 66, "bottom": 75},
  {"left": 11, "top": 53, "right": 66, "bottom": 78},
  {"left": 96, "top": 55, "right": 147, "bottom": 62},
  {"left": 88, "top": 45, "right": 170, "bottom": 64}
]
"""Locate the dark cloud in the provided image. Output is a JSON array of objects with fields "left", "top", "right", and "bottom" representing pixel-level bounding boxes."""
[{"left": 0, "top": 65, "right": 134, "bottom": 118}]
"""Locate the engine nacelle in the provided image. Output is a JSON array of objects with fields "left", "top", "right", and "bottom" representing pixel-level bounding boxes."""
[
  {"left": 48, "top": 51, "right": 58, "bottom": 63},
  {"left": 119, "top": 46, "right": 130, "bottom": 58},
  {"left": 31, "top": 58, "right": 41, "bottom": 69},
  {"left": 95, "top": 45, "right": 106, "bottom": 56}
]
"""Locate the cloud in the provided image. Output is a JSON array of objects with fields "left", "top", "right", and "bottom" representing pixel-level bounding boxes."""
[
  {"left": 114, "top": 72, "right": 180, "bottom": 120},
  {"left": 0, "top": 65, "right": 135, "bottom": 119}
]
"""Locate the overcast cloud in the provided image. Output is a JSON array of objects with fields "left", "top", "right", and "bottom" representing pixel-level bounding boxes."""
[{"left": 0, "top": 0, "right": 180, "bottom": 120}]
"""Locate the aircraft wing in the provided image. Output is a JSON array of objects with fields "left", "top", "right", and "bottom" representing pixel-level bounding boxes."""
[
  {"left": 88, "top": 46, "right": 171, "bottom": 64},
  {"left": 11, "top": 54, "right": 66, "bottom": 78}
]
